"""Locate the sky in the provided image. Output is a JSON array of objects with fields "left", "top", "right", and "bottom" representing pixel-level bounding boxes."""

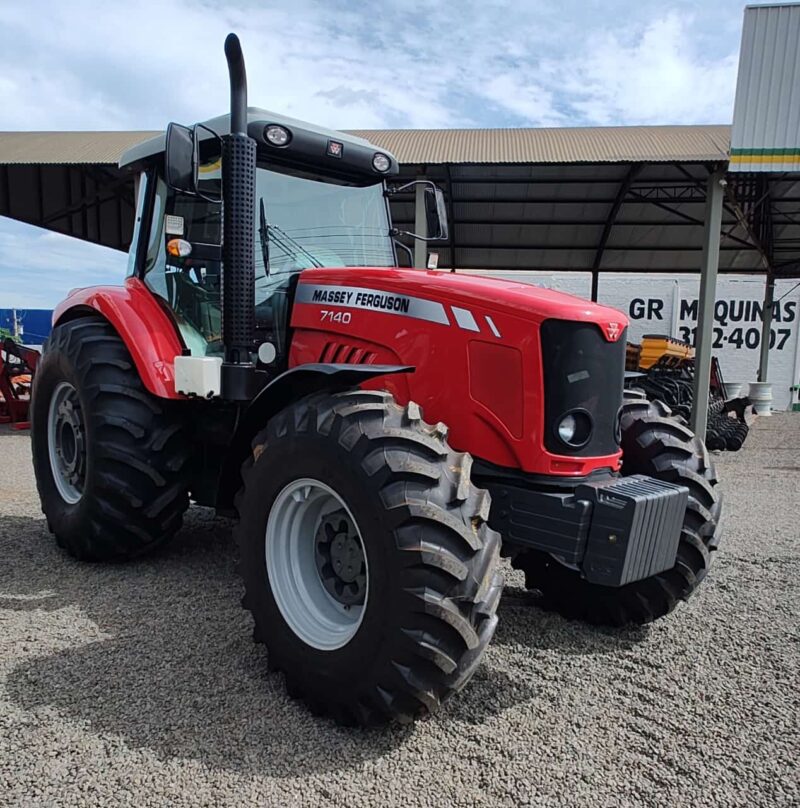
[{"left": 0, "top": 0, "right": 752, "bottom": 311}]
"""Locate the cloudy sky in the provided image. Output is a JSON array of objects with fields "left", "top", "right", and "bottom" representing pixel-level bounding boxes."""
[{"left": 1, "top": 0, "right": 749, "bottom": 311}]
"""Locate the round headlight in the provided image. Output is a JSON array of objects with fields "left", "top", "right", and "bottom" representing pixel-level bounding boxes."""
[
  {"left": 372, "top": 152, "right": 391, "bottom": 172},
  {"left": 555, "top": 410, "right": 593, "bottom": 448},
  {"left": 558, "top": 414, "right": 577, "bottom": 444},
  {"left": 265, "top": 125, "right": 291, "bottom": 146}
]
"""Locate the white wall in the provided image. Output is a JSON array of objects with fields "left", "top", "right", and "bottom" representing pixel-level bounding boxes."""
[{"left": 459, "top": 270, "right": 800, "bottom": 411}]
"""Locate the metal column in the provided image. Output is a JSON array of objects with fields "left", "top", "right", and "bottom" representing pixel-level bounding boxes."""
[
  {"left": 758, "top": 272, "right": 775, "bottom": 382},
  {"left": 414, "top": 177, "right": 427, "bottom": 268},
  {"left": 691, "top": 169, "right": 725, "bottom": 438}
]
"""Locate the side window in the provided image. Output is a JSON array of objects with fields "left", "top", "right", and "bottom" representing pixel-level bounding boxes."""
[{"left": 142, "top": 175, "right": 224, "bottom": 357}]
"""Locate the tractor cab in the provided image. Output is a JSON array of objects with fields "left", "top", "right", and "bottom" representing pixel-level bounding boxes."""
[{"left": 120, "top": 110, "right": 406, "bottom": 369}]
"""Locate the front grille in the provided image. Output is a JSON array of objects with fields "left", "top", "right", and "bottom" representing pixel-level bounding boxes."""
[
  {"left": 540, "top": 319, "right": 626, "bottom": 457},
  {"left": 320, "top": 342, "right": 377, "bottom": 364}
]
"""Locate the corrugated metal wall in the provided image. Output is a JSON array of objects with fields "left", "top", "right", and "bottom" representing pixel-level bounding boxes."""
[{"left": 730, "top": 3, "right": 800, "bottom": 172}]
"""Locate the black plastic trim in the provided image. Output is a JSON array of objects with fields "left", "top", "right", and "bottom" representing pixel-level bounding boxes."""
[
  {"left": 248, "top": 121, "right": 399, "bottom": 186},
  {"left": 472, "top": 457, "right": 617, "bottom": 491},
  {"left": 540, "top": 319, "right": 625, "bottom": 458}
]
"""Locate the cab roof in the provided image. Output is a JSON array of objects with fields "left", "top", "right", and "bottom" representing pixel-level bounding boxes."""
[{"left": 118, "top": 107, "right": 385, "bottom": 169}]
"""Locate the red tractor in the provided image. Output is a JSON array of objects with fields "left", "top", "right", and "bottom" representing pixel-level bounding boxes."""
[{"left": 31, "top": 36, "right": 721, "bottom": 726}]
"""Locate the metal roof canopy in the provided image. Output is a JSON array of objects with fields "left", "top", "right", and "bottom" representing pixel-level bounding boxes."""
[
  {"left": 2, "top": 122, "right": 800, "bottom": 438},
  {"left": 1, "top": 125, "right": 798, "bottom": 278}
]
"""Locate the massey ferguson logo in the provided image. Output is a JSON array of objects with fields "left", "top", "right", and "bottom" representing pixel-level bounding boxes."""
[{"left": 605, "top": 322, "right": 622, "bottom": 341}]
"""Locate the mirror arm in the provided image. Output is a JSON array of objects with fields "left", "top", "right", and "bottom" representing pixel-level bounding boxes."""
[
  {"left": 390, "top": 227, "right": 443, "bottom": 243},
  {"left": 392, "top": 238, "right": 414, "bottom": 266},
  {"left": 192, "top": 124, "right": 223, "bottom": 204},
  {"left": 385, "top": 179, "right": 437, "bottom": 196}
]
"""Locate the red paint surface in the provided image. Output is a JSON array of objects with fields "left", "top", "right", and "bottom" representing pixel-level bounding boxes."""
[
  {"left": 53, "top": 277, "right": 184, "bottom": 399},
  {"left": 290, "top": 267, "right": 628, "bottom": 476},
  {"left": 53, "top": 266, "right": 629, "bottom": 476}
]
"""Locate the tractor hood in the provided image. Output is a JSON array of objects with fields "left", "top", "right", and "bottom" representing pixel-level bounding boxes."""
[
  {"left": 291, "top": 266, "right": 628, "bottom": 476},
  {"left": 295, "top": 267, "right": 628, "bottom": 339}
]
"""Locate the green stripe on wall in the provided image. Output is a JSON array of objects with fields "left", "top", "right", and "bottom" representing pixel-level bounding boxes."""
[{"left": 730, "top": 147, "right": 800, "bottom": 157}]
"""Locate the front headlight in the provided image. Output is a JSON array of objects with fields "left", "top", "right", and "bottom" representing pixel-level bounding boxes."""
[
  {"left": 555, "top": 410, "right": 593, "bottom": 448},
  {"left": 558, "top": 414, "right": 577, "bottom": 443}
]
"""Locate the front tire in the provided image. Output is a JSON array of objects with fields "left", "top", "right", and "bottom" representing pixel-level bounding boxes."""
[
  {"left": 513, "top": 396, "right": 721, "bottom": 626},
  {"left": 31, "top": 316, "right": 190, "bottom": 562},
  {"left": 235, "top": 389, "right": 502, "bottom": 726}
]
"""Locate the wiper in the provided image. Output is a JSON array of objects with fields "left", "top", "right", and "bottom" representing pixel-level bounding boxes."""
[
  {"left": 258, "top": 198, "right": 270, "bottom": 276},
  {"left": 268, "top": 223, "right": 324, "bottom": 268}
]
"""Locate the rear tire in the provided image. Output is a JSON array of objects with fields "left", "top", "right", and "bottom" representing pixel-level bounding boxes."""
[
  {"left": 31, "top": 316, "right": 190, "bottom": 562},
  {"left": 235, "top": 389, "right": 502, "bottom": 726},
  {"left": 513, "top": 396, "right": 721, "bottom": 626}
]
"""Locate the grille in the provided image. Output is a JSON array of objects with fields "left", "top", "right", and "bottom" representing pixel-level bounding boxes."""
[
  {"left": 320, "top": 342, "right": 377, "bottom": 365},
  {"left": 540, "top": 319, "right": 626, "bottom": 457}
]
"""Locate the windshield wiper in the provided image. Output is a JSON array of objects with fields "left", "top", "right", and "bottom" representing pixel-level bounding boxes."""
[
  {"left": 257, "top": 199, "right": 323, "bottom": 271},
  {"left": 268, "top": 223, "right": 324, "bottom": 268},
  {"left": 258, "top": 198, "right": 270, "bottom": 276}
]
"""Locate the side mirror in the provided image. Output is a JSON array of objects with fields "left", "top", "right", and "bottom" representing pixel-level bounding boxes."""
[
  {"left": 387, "top": 180, "right": 450, "bottom": 246},
  {"left": 424, "top": 186, "right": 449, "bottom": 241},
  {"left": 165, "top": 123, "right": 198, "bottom": 194},
  {"left": 165, "top": 123, "right": 223, "bottom": 202}
]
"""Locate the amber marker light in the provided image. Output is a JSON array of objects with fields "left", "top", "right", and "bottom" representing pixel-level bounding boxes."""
[{"left": 167, "top": 239, "right": 192, "bottom": 258}]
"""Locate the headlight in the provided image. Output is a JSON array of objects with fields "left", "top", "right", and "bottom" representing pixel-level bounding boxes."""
[
  {"left": 372, "top": 152, "right": 391, "bottom": 172},
  {"left": 555, "top": 410, "right": 593, "bottom": 448},
  {"left": 265, "top": 124, "right": 291, "bottom": 146},
  {"left": 558, "top": 414, "right": 577, "bottom": 443}
]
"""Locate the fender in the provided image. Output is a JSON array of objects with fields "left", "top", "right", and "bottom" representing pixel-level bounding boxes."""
[
  {"left": 215, "top": 363, "right": 413, "bottom": 510},
  {"left": 53, "top": 277, "right": 185, "bottom": 399}
]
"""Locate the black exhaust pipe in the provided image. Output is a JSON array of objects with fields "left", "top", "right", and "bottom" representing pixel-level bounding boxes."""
[{"left": 221, "top": 33, "right": 257, "bottom": 399}]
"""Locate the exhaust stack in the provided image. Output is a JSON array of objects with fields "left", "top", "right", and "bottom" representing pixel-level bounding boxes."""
[{"left": 221, "top": 33, "right": 257, "bottom": 398}]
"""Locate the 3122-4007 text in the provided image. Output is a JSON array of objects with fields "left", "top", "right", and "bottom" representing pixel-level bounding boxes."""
[{"left": 678, "top": 325, "right": 791, "bottom": 350}]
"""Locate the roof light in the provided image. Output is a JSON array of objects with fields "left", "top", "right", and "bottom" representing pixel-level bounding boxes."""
[
  {"left": 372, "top": 152, "right": 391, "bottom": 172},
  {"left": 265, "top": 125, "right": 291, "bottom": 146}
]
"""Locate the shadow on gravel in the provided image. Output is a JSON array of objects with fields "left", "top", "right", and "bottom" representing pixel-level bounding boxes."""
[
  {"left": 2, "top": 511, "right": 644, "bottom": 775},
  {"left": 493, "top": 587, "right": 651, "bottom": 653}
]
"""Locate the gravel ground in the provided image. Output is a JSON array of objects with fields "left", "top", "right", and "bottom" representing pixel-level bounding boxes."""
[{"left": 1, "top": 415, "right": 798, "bottom": 807}]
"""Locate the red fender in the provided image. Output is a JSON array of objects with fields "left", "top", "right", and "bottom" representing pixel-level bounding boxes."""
[{"left": 53, "top": 277, "right": 184, "bottom": 399}]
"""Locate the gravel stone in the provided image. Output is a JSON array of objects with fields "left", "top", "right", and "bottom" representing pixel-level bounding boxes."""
[{"left": 1, "top": 415, "right": 798, "bottom": 807}]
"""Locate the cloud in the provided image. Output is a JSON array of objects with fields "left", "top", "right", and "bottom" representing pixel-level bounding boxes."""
[
  {"left": 560, "top": 12, "right": 739, "bottom": 125},
  {"left": 0, "top": 0, "right": 745, "bottom": 309},
  {"left": 0, "top": 0, "right": 741, "bottom": 133}
]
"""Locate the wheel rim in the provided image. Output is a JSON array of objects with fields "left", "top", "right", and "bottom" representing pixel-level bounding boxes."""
[
  {"left": 266, "top": 478, "right": 368, "bottom": 650},
  {"left": 47, "top": 381, "right": 86, "bottom": 505}
]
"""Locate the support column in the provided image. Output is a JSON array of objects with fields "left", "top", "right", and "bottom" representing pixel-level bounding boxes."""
[
  {"left": 758, "top": 272, "right": 775, "bottom": 382},
  {"left": 691, "top": 169, "right": 725, "bottom": 439},
  {"left": 414, "top": 177, "right": 427, "bottom": 268}
]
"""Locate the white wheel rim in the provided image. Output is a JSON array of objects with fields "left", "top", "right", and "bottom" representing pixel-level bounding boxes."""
[
  {"left": 47, "top": 381, "right": 85, "bottom": 505},
  {"left": 265, "top": 478, "right": 368, "bottom": 650}
]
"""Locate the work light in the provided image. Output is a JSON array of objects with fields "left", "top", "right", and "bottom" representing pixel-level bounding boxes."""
[{"left": 265, "top": 125, "right": 291, "bottom": 146}]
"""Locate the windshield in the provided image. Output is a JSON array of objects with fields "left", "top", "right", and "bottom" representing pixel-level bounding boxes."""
[
  {"left": 255, "top": 167, "right": 393, "bottom": 276},
  {"left": 253, "top": 168, "right": 393, "bottom": 360}
]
